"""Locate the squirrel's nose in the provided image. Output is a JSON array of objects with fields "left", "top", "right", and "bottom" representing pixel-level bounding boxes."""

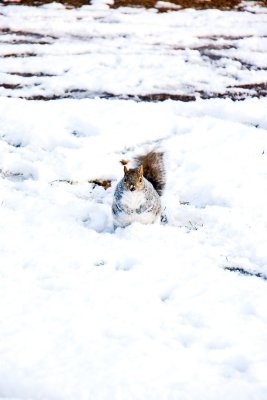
[{"left": 130, "top": 186, "right": 135, "bottom": 192}]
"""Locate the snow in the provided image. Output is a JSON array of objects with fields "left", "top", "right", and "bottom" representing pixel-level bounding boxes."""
[
  {"left": 1, "top": 1, "right": 267, "bottom": 399},
  {"left": 155, "top": 1, "right": 182, "bottom": 10},
  {"left": 1, "top": 3, "right": 267, "bottom": 99}
]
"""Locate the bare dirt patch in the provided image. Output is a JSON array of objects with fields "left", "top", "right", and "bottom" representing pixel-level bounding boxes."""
[
  {"left": 3, "top": 0, "right": 267, "bottom": 9},
  {"left": 112, "top": 0, "right": 241, "bottom": 10}
]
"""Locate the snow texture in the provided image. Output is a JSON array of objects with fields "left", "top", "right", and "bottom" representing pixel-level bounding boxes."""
[
  {"left": 0, "top": 2, "right": 267, "bottom": 400},
  {"left": 1, "top": 1, "right": 267, "bottom": 99}
]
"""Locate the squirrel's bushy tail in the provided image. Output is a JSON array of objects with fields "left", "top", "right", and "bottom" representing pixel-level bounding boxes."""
[{"left": 134, "top": 151, "right": 165, "bottom": 196}]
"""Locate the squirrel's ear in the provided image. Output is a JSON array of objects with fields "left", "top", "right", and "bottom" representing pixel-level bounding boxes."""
[
  {"left": 124, "top": 165, "right": 129, "bottom": 174},
  {"left": 138, "top": 165, "right": 143, "bottom": 175}
]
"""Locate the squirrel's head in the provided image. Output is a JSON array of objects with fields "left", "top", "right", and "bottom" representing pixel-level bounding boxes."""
[{"left": 123, "top": 165, "right": 144, "bottom": 192}]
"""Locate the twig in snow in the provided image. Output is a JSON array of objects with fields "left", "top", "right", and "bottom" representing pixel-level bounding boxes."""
[{"left": 50, "top": 178, "right": 112, "bottom": 189}]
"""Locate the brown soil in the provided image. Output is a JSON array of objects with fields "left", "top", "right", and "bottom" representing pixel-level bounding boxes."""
[
  {"left": 2, "top": 0, "right": 90, "bottom": 6},
  {"left": 2, "top": 0, "right": 267, "bottom": 9},
  {"left": 112, "top": 0, "right": 241, "bottom": 10}
]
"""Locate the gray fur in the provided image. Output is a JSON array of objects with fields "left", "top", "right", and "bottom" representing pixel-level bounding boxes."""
[{"left": 112, "top": 177, "right": 161, "bottom": 228}]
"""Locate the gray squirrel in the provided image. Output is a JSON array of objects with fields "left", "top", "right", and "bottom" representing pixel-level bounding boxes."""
[{"left": 112, "top": 151, "right": 166, "bottom": 228}]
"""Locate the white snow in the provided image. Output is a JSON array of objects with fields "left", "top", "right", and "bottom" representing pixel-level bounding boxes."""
[
  {"left": 1, "top": 2, "right": 267, "bottom": 400},
  {"left": 1, "top": 3, "right": 267, "bottom": 99},
  {"left": 155, "top": 1, "right": 182, "bottom": 10}
]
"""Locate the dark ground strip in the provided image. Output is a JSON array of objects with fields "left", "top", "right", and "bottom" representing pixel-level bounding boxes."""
[
  {"left": 4, "top": 87, "right": 265, "bottom": 101},
  {"left": 3, "top": 53, "right": 38, "bottom": 57},
  {"left": 0, "top": 28, "right": 57, "bottom": 40},
  {"left": 112, "top": 0, "right": 241, "bottom": 10},
  {"left": 8, "top": 91, "right": 193, "bottom": 101},
  {"left": 2, "top": 0, "right": 267, "bottom": 9},
  {"left": 224, "top": 266, "right": 267, "bottom": 281},
  {"left": 8, "top": 72, "right": 56, "bottom": 77},
  {"left": 229, "top": 82, "right": 267, "bottom": 91},
  {"left": 0, "top": 83, "right": 21, "bottom": 89}
]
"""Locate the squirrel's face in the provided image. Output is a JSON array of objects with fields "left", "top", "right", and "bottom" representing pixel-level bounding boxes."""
[{"left": 123, "top": 165, "right": 144, "bottom": 192}]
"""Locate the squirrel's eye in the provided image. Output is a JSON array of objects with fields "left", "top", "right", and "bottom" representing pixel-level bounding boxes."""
[{"left": 139, "top": 177, "right": 142, "bottom": 183}]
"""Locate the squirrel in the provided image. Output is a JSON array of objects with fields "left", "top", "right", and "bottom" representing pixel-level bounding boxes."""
[{"left": 112, "top": 151, "right": 166, "bottom": 228}]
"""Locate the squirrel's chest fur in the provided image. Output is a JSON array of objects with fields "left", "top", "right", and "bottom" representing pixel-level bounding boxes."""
[
  {"left": 120, "top": 190, "right": 146, "bottom": 211},
  {"left": 112, "top": 178, "right": 161, "bottom": 228}
]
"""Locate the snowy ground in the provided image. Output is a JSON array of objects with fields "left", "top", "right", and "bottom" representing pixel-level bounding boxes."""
[
  {"left": 1, "top": 2, "right": 267, "bottom": 400},
  {"left": 1, "top": 1, "right": 267, "bottom": 100}
]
